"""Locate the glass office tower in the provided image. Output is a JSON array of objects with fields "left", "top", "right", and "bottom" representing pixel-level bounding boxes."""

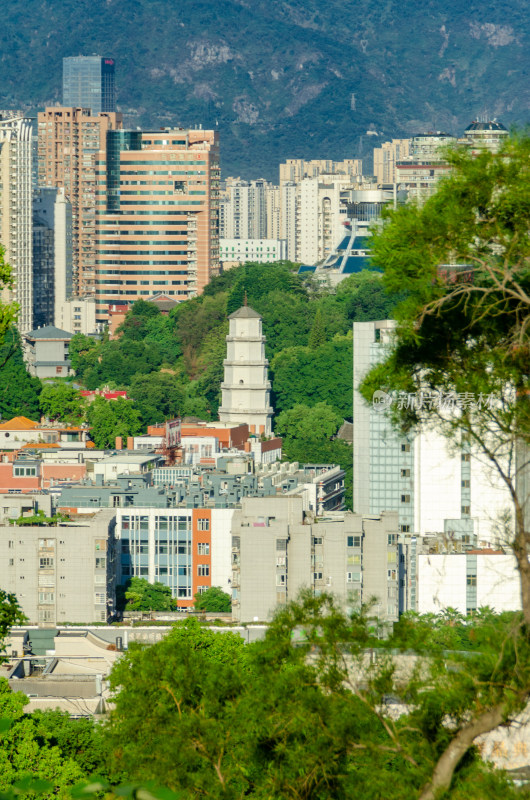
[{"left": 62, "top": 56, "right": 116, "bottom": 114}]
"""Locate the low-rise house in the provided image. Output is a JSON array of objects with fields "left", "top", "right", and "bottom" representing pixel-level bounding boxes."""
[{"left": 23, "top": 325, "right": 73, "bottom": 378}]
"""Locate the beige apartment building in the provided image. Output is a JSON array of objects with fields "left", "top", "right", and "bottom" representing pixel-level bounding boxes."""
[
  {"left": 0, "top": 510, "right": 116, "bottom": 625},
  {"left": 94, "top": 128, "right": 219, "bottom": 324},
  {"left": 373, "top": 138, "right": 411, "bottom": 185},
  {"left": 37, "top": 107, "right": 122, "bottom": 297},
  {"left": 0, "top": 117, "right": 34, "bottom": 332},
  {"left": 279, "top": 158, "right": 362, "bottom": 184},
  {"left": 231, "top": 496, "right": 399, "bottom": 623}
]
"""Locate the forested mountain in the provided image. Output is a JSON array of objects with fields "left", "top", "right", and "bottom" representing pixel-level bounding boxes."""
[{"left": 2, "top": 0, "right": 528, "bottom": 177}]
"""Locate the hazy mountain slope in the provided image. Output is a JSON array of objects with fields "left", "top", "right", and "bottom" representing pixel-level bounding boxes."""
[{"left": 2, "top": 0, "right": 527, "bottom": 178}]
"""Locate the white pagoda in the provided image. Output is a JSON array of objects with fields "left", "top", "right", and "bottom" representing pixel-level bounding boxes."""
[{"left": 218, "top": 304, "right": 273, "bottom": 435}]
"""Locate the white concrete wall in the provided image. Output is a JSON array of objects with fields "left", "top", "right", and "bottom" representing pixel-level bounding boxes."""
[
  {"left": 211, "top": 509, "right": 234, "bottom": 594},
  {"left": 417, "top": 554, "right": 467, "bottom": 613},
  {"left": 477, "top": 555, "right": 521, "bottom": 611}
]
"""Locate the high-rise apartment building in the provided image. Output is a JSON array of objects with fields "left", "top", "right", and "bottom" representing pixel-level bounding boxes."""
[
  {"left": 0, "top": 117, "right": 34, "bottom": 332},
  {"left": 32, "top": 187, "right": 73, "bottom": 329},
  {"left": 220, "top": 178, "right": 268, "bottom": 239},
  {"left": 353, "top": 320, "right": 510, "bottom": 543},
  {"left": 373, "top": 138, "right": 411, "bottom": 184},
  {"left": 94, "top": 128, "right": 219, "bottom": 323},
  {"left": 463, "top": 119, "right": 509, "bottom": 153},
  {"left": 279, "top": 158, "right": 362, "bottom": 184},
  {"left": 37, "top": 107, "right": 122, "bottom": 297},
  {"left": 298, "top": 174, "right": 351, "bottom": 265},
  {"left": 63, "top": 56, "right": 116, "bottom": 114}
]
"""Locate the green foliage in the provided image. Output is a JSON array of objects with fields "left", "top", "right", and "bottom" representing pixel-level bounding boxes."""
[
  {"left": 11, "top": 511, "right": 70, "bottom": 527},
  {"left": 0, "top": 329, "right": 41, "bottom": 421},
  {"left": 100, "top": 594, "right": 528, "bottom": 799},
  {"left": 271, "top": 334, "right": 353, "bottom": 417},
  {"left": 122, "top": 577, "right": 174, "bottom": 612},
  {"left": 68, "top": 334, "right": 98, "bottom": 376},
  {"left": 0, "top": 592, "right": 25, "bottom": 653},
  {"left": 128, "top": 372, "right": 184, "bottom": 426},
  {"left": 39, "top": 383, "right": 84, "bottom": 424},
  {"left": 225, "top": 261, "right": 305, "bottom": 316},
  {"left": 0, "top": 681, "right": 107, "bottom": 798},
  {"left": 194, "top": 587, "right": 232, "bottom": 613},
  {"left": 86, "top": 397, "right": 142, "bottom": 449}
]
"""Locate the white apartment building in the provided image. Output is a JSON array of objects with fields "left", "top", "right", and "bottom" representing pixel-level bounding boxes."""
[
  {"left": 353, "top": 320, "right": 512, "bottom": 545},
  {"left": 417, "top": 552, "right": 521, "bottom": 614},
  {"left": 298, "top": 174, "right": 350, "bottom": 265},
  {"left": 220, "top": 178, "right": 270, "bottom": 239},
  {"left": 59, "top": 297, "right": 98, "bottom": 335},
  {"left": 220, "top": 238, "right": 287, "bottom": 267},
  {"left": 0, "top": 117, "right": 34, "bottom": 332}
]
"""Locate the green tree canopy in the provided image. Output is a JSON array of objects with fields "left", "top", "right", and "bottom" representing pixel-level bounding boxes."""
[
  {"left": 39, "top": 382, "right": 84, "bottom": 424},
  {"left": 359, "top": 133, "right": 530, "bottom": 798},
  {"left": 194, "top": 586, "right": 231, "bottom": 613},
  {"left": 271, "top": 335, "right": 353, "bottom": 417},
  {"left": 128, "top": 372, "right": 184, "bottom": 426},
  {"left": 101, "top": 594, "right": 525, "bottom": 800},
  {"left": 0, "top": 329, "right": 41, "bottom": 422},
  {"left": 86, "top": 396, "right": 142, "bottom": 449},
  {"left": 122, "top": 577, "right": 173, "bottom": 612}
]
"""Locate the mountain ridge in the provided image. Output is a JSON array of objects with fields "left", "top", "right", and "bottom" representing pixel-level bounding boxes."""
[{"left": 1, "top": 0, "right": 528, "bottom": 179}]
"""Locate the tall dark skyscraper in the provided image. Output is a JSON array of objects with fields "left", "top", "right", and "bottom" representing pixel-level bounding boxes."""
[{"left": 62, "top": 56, "right": 116, "bottom": 114}]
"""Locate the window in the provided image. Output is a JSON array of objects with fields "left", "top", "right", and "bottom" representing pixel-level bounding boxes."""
[
  {"left": 400, "top": 469, "right": 411, "bottom": 477},
  {"left": 197, "top": 585, "right": 209, "bottom": 594},
  {"left": 387, "top": 552, "right": 397, "bottom": 563},
  {"left": 94, "top": 592, "right": 106, "bottom": 604},
  {"left": 347, "top": 535, "right": 361, "bottom": 547},
  {"left": 197, "top": 564, "right": 210, "bottom": 577},
  {"left": 401, "top": 443, "right": 411, "bottom": 452},
  {"left": 462, "top": 453, "right": 470, "bottom": 462},
  {"left": 313, "top": 572, "right": 323, "bottom": 581},
  {"left": 8, "top": 559, "right": 13, "bottom": 566},
  {"left": 95, "top": 557, "right": 106, "bottom": 569},
  {"left": 347, "top": 572, "right": 361, "bottom": 583},
  {"left": 197, "top": 518, "right": 210, "bottom": 531},
  {"left": 276, "top": 539, "right": 287, "bottom": 550},
  {"left": 276, "top": 573, "right": 286, "bottom": 586},
  {"left": 400, "top": 525, "right": 410, "bottom": 533},
  {"left": 197, "top": 542, "right": 210, "bottom": 555},
  {"left": 461, "top": 480, "right": 470, "bottom": 488},
  {"left": 467, "top": 575, "right": 477, "bottom": 586},
  {"left": 312, "top": 537, "right": 323, "bottom": 546},
  {"left": 462, "top": 505, "right": 471, "bottom": 515},
  {"left": 39, "top": 557, "right": 54, "bottom": 568},
  {"left": 401, "top": 494, "right": 411, "bottom": 503},
  {"left": 38, "top": 592, "right": 54, "bottom": 604},
  {"left": 388, "top": 569, "right": 397, "bottom": 580}
]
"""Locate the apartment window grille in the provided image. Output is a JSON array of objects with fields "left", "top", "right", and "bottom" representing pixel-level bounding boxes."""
[
  {"left": 197, "top": 565, "right": 210, "bottom": 577},
  {"left": 197, "top": 543, "right": 210, "bottom": 555}
]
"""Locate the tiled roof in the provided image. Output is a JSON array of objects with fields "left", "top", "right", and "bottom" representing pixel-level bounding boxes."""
[
  {"left": 0, "top": 416, "right": 40, "bottom": 431},
  {"left": 228, "top": 305, "right": 261, "bottom": 320},
  {"left": 25, "top": 325, "right": 73, "bottom": 339}
]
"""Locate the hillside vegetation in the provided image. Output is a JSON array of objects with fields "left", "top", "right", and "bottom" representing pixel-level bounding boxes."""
[{"left": 1, "top": 0, "right": 528, "bottom": 176}]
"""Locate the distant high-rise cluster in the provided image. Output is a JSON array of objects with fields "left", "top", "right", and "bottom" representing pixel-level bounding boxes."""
[
  {"left": 0, "top": 49, "right": 510, "bottom": 338},
  {"left": 1, "top": 57, "right": 221, "bottom": 335}
]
